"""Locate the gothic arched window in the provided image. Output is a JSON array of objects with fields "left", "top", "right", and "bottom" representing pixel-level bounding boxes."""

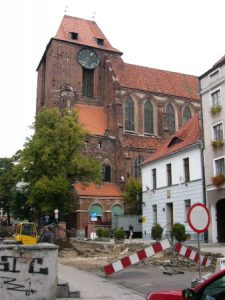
[
  {"left": 183, "top": 106, "right": 191, "bottom": 125},
  {"left": 125, "top": 97, "right": 134, "bottom": 131},
  {"left": 166, "top": 104, "right": 175, "bottom": 134},
  {"left": 144, "top": 100, "right": 153, "bottom": 134},
  {"left": 135, "top": 156, "right": 144, "bottom": 179}
]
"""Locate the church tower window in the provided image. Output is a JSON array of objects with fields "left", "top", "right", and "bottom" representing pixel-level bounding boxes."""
[
  {"left": 144, "top": 100, "right": 153, "bottom": 134},
  {"left": 82, "top": 68, "right": 94, "bottom": 97},
  {"left": 102, "top": 165, "right": 111, "bottom": 182},
  {"left": 166, "top": 104, "right": 175, "bottom": 134},
  {"left": 125, "top": 97, "right": 134, "bottom": 131}
]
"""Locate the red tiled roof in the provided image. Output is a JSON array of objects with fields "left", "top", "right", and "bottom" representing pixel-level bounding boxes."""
[
  {"left": 55, "top": 15, "right": 121, "bottom": 53},
  {"left": 109, "top": 57, "right": 200, "bottom": 100},
  {"left": 74, "top": 182, "right": 122, "bottom": 197},
  {"left": 143, "top": 114, "right": 201, "bottom": 165},
  {"left": 122, "top": 134, "right": 163, "bottom": 150},
  {"left": 74, "top": 104, "right": 107, "bottom": 135}
]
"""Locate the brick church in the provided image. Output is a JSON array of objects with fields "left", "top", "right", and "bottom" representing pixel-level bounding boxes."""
[{"left": 36, "top": 15, "right": 200, "bottom": 236}]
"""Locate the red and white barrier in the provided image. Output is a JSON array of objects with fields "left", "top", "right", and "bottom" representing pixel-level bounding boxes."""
[
  {"left": 174, "top": 243, "right": 211, "bottom": 267},
  {"left": 103, "top": 239, "right": 171, "bottom": 276}
]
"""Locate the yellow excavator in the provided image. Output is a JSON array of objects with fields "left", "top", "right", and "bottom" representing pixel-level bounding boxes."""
[{"left": 14, "top": 222, "right": 37, "bottom": 245}]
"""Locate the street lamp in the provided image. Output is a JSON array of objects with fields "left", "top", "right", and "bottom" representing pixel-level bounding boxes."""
[{"left": 54, "top": 209, "right": 59, "bottom": 223}]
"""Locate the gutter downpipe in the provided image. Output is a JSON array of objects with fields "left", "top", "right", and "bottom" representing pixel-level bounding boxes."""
[{"left": 199, "top": 86, "right": 208, "bottom": 243}]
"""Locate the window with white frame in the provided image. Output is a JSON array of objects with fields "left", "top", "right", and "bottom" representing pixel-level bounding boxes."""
[
  {"left": 209, "top": 69, "right": 219, "bottom": 81},
  {"left": 214, "top": 157, "right": 225, "bottom": 175},
  {"left": 213, "top": 122, "right": 223, "bottom": 140},
  {"left": 166, "top": 163, "right": 172, "bottom": 186},
  {"left": 183, "top": 157, "right": 190, "bottom": 182},
  {"left": 184, "top": 199, "right": 191, "bottom": 222},
  {"left": 211, "top": 89, "right": 221, "bottom": 107},
  {"left": 152, "top": 205, "right": 157, "bottom": 224},
  {"left": 152, "top": 168, "right": 157, "bottom": 190}
]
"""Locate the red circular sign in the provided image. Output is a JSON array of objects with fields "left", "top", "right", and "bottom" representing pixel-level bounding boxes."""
[{"left": 187, "top": 203, "right": 210, "bottom": 233}]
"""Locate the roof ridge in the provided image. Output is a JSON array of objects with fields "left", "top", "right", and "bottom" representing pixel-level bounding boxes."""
[
  {"left": 63, "top": 15, "right": 94, "bottom": 23},
  {"left": 124, "top": 62, "right": 198, "bottom": 77}
]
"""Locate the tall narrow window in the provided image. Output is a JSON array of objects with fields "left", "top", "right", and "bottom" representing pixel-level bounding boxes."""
[
  {"left": 82, "top": 68, "right": 94, "bottom": 97},
  {"left": 211, "top": 90, "right": 221, "bottom": 107},
  {"left": 102, "top": 165, "right": 111, "bottom": 182},
  {"left": 183, "top": 107, "right": 191, "bottom": 125},
  {"left": 144, "top": 100, "right": 153, "bottom": 134},
  {"left": 215, "top": 158, "right": 225, "bottom": 175},
  {"left": 152, "top": 205, "right": 157, "bottom": 225},
  {"left": 183, "top": 158, "right": 190, "bottom": 182},
  {"left": 135, "top": 156, "right": 144, "bottom": 179},
  {"left": 166, "top": 104, "right": 175, "bottom": 134},
  {"left": 152, "top": 168, "right": 157, "bottom": 190},
  {"left": 184, "top": 199, "right": 191, "bottom": 222},
  {"left": 125, "top": 97, "right": 134, "bottom": 131},
  {"left": 213, "top": 123, "right": 223, "bottom": 140},
  {"left": 167, "top": 163, "right": 172, "bottom": 186}
]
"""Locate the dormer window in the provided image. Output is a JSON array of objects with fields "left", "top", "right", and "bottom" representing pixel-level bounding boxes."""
[
  {"left": 69, "top": 32, "right": 78, "bottom": 40},
  {"left": 96, "top": 38, "right": 104, "bottom": 46}
]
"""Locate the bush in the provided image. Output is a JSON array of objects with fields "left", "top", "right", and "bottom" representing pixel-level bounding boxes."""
[
  {"left": 96, "top": 228, "right": 110, "bottom": 238},
  {"left": 113, "top": 228, "right": 126, "bottom": 240},
  {"left": 151, "top": 224, "right": 163, "bottom": 240},
  {"left": 172, "top": 223, "right": 187, "bottom": 242}
]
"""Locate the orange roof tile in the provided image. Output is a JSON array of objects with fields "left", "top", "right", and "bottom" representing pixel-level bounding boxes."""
[
  {"left": 109, "top": 57, "right": 200, "bottom": 100},
  {"left": 74, "top": 182, "right": 122, "bottom": 197},
  {"left": 122, "top": 134, "right": 163, "bottom": 150},
  {"left": 55, "top": 15, "right": 121, "bottom": 53},
  {"left": 143, "top": 114, "right": 201, "bottom": 165},
  {"left": 74, "top": 104, "right": 107, "bottom": 135}
]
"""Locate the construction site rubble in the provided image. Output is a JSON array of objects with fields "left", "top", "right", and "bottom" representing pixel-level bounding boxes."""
[{"left": 57, "top": 239, "right": 221, "bottom": 273}]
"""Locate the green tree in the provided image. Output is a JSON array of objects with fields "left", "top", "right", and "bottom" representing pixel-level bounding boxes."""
[
  {"left": 18, "top": 107, "right": 101, "bottom": 219},
  {"left": 0, "top": 157, "right": 17, "bottom": 224},
  {"left": 123, "top": 177, "right": 142, "bottom": 214}
]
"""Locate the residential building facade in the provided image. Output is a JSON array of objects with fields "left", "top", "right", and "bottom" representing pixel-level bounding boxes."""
[
  {"left": 36, "top": 15, "right": 200, "bottom": 236},
  {"left": 142, "top": 115, "right": 204, "bottom": 240},
  {"left": 200, "top": 55, "right": 225, "bottom": 243}
]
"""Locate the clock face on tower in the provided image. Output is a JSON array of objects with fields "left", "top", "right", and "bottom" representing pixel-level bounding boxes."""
[{"left": 77, "top": 48, "right": 100, "bottom": 69}]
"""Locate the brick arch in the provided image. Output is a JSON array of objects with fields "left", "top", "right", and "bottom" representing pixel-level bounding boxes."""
[{"left": 111, "top": 204, "right": 124, "bottom": 216}]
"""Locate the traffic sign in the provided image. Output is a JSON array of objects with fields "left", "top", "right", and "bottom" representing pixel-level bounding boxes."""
[{"left": 187, "top": 203, "right": 210, "bottom": 233}]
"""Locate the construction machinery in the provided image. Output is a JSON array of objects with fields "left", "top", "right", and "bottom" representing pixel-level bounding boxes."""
[{"left": 14, "top": 222, "right": 37, "bottom": 245}]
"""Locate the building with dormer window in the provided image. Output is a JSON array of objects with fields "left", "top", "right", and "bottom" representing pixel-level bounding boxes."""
[
  {"left": 141, "top": 115, "right": 204, "bottom": 240},
  {"left": 36, "top": 15, "right": 200, "bottom": 236}
]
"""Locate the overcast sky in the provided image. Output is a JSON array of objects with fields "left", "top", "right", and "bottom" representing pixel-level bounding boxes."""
[{"left": 0, "top": 0, "right": 225, "bottom": 158}]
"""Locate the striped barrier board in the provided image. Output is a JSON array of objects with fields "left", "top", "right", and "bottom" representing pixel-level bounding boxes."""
[
  {"left": 102, "top": 238, "right": 171, "bottom": 276},
  {"left": 174, "top": 243, "right": 211, "bottom": 267}
]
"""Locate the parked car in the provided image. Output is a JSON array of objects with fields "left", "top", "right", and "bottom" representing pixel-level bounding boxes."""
[{"left": 146, "top": 268, "right": 225, "bottom": 299}]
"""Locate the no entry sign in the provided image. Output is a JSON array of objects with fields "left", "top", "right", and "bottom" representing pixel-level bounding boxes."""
[{"left": 187, "top": 203, "right": 210, "bottom": 233}]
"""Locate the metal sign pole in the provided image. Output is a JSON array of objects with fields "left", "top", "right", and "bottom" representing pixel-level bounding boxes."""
[{"left": 198, "top": 233, "right": 201, "bottom": 280}]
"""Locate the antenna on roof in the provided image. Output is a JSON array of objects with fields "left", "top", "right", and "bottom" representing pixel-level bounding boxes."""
[{"left": 92, "top": 12, "right": 96, "bottom": 20}]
